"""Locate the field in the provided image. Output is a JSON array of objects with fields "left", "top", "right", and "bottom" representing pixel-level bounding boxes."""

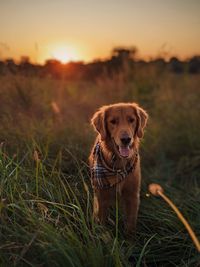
[{"left": 0, "top": 66, "right": 200, "bottom": 266}]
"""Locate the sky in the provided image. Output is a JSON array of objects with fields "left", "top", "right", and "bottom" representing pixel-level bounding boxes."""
[{"left": 0, "top": 0, "right": 200, "bottom": 63}]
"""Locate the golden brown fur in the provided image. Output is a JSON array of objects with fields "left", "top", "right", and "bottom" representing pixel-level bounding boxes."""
[{"left": 89, "top": 102, "right": 148, "bottom": 233}]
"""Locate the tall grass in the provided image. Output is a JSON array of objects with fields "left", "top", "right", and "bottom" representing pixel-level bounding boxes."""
[{"left": 0, "top": 69, "right": 200, "bottom": 266}]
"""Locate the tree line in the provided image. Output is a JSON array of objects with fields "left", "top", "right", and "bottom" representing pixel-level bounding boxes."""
[{"left": 0, "top": 48, "right": 200, "bottom": 80}]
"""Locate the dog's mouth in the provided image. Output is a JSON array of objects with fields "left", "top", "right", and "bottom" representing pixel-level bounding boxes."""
[
  {"left": 118, "top": 145, "right": 131, "bottom": 158},
  {"left": 112, "top": 138, "right": 133, "bottom": 158},
  {"left": 113, "top": 143, "right": 132, "bottom": 158}
]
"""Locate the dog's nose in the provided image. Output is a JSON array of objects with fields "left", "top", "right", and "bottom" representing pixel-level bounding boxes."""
[{"left": 120, "top": 136, "right": 131, "bottom": 146}]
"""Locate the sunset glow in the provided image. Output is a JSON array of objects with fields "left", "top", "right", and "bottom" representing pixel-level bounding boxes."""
[
  {"left": 0, "top": 0, "right": 199, "bottom": 63},
  {"left": 51, "top": 45, "right": 79, "bottom": 63}
]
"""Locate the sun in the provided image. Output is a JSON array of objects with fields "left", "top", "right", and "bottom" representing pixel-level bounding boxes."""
[
  {"left": 40, "top": 43, "right": 82, "bottom": 64},
  {"left": 51, "top": 45, "right": 79, "bottom": 63}
]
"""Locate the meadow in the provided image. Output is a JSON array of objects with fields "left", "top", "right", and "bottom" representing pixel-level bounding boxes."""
[{"left": 0, "top": 64, "right": 200, "bottom": 266}]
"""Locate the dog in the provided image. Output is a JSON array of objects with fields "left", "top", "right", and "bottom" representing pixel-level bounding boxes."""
[{"left": 89, "top": 102, "right": 148, "bottom": 233}]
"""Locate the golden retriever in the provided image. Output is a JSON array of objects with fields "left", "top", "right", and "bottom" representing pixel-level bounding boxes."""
[{"left": 89, "top": 102, "right": 148, "bottom": 233}]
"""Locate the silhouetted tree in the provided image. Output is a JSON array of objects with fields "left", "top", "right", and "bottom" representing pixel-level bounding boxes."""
[
  {"left": 106, "top": 46, "right": 137, "bottom": 74},
  {"left": 169, "top": 57, "right": 184, "bottom": 73},
  {"left": 0, "top": 61, "right": 6, "bottom": 75},
  {"left": 64, "top": 61, "right": 85, "bottom": 80},
  {"left": 5, "top": 59, "right": 17, "bottom": 74},
  {"left": 112, "top": 47, "right": 137, "bottom": 61},
  {"left": 188, "top": 56, "right": 200, "bottom": 74},
  {"left": 19, "top": 56, "right": 36, "bottom": 75},
  {"left": 44, "top": 59, "right": 63, "bottom": 79}
]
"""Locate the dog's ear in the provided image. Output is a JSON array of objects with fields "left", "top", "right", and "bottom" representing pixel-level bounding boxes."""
[
  {"left": 91, "top": 108, "right": 107, "bottom": 141},
  {"left": 135, "top": 105, "right": 148, "bottom": 138}
]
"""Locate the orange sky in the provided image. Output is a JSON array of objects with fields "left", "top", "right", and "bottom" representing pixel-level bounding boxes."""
[{"left": 0, "top": 0, "right": 200, "bottom": 63}]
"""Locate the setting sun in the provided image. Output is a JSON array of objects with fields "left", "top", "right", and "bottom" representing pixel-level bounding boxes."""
[
  {"left": 50, "top": 45, "right": 80, "bottom": 63},
  {"left": 52, "top": 48, "right": 70, "bottom": 63}
]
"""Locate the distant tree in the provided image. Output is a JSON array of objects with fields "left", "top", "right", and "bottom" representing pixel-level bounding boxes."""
[
  {"left": 112, "top": 46, "right": 137, "bottom": 63},
  {"left": 152, "top": 58, "right": 166, "bottom": 66},
  {"left": 19, "top": 56, "right": 35, "bottom": 75},
  {"left": 5, "top": 58, "right": 17, "bottom": 74},
  {"left": 44, "top": 59, "right": 63, "bottom": 79},
  {"left": 64, "top": 61, "right": 85, "bottom": 80},
  {"left": 0, "top": 61, "right": 6, "bottom": 75},
  {"left": 169, "top": 57, "right": 184, "bottom": 73},
  {"left": 108, "top": 46, "right": 137, "bottom": 73},
  {"left": 20, "top": 56, "right": 30, "bottom": 64},
  {"left": 188, "top": 56, "right": 200, "bottom": 74}
]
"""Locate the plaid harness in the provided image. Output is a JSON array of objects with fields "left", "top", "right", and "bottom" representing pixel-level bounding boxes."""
[{"left": 91, "top": 142, "right": 138, "bottom": 189}]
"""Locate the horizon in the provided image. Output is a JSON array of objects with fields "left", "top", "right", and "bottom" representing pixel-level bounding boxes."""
[
  {"left": 1, "top": 47, "right": 199, "bottom": 66},
  {"left": 1, "top": 0, "right": 200, "bottom": 64}
]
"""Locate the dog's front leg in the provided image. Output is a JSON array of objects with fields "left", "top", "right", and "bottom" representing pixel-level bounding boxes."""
[
  {"left": 93, "top": 190, "right": 111, "bottom": 224},
  {"left": 122, "top": 191, "right": 140, "bottom": 234}
]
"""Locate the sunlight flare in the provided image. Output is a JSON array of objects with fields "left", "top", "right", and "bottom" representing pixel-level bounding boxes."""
[{"left": 48, "top": 44, "right": 80, "bottom": 63}]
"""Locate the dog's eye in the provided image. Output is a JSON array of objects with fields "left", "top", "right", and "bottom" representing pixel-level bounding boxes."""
[
  {"left": 110, "top": 119, "right": 117, "bottom": 125},
  {"left": 128, "top": 117, "right": 135, "bottom": 123}
]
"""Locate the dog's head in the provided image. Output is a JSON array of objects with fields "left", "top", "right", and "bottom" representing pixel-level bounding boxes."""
[{"left": 91, "top": 103, "right": 148, "bottom": 158}]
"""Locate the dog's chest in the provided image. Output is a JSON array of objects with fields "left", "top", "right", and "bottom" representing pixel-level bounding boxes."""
[{"left": 91, "top": 142, "right": 136, "bottom": 189}]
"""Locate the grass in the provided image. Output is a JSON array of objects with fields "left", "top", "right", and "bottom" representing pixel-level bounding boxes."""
[{"left": 0, "top": 69, "right": 200, "bottom": 266}]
